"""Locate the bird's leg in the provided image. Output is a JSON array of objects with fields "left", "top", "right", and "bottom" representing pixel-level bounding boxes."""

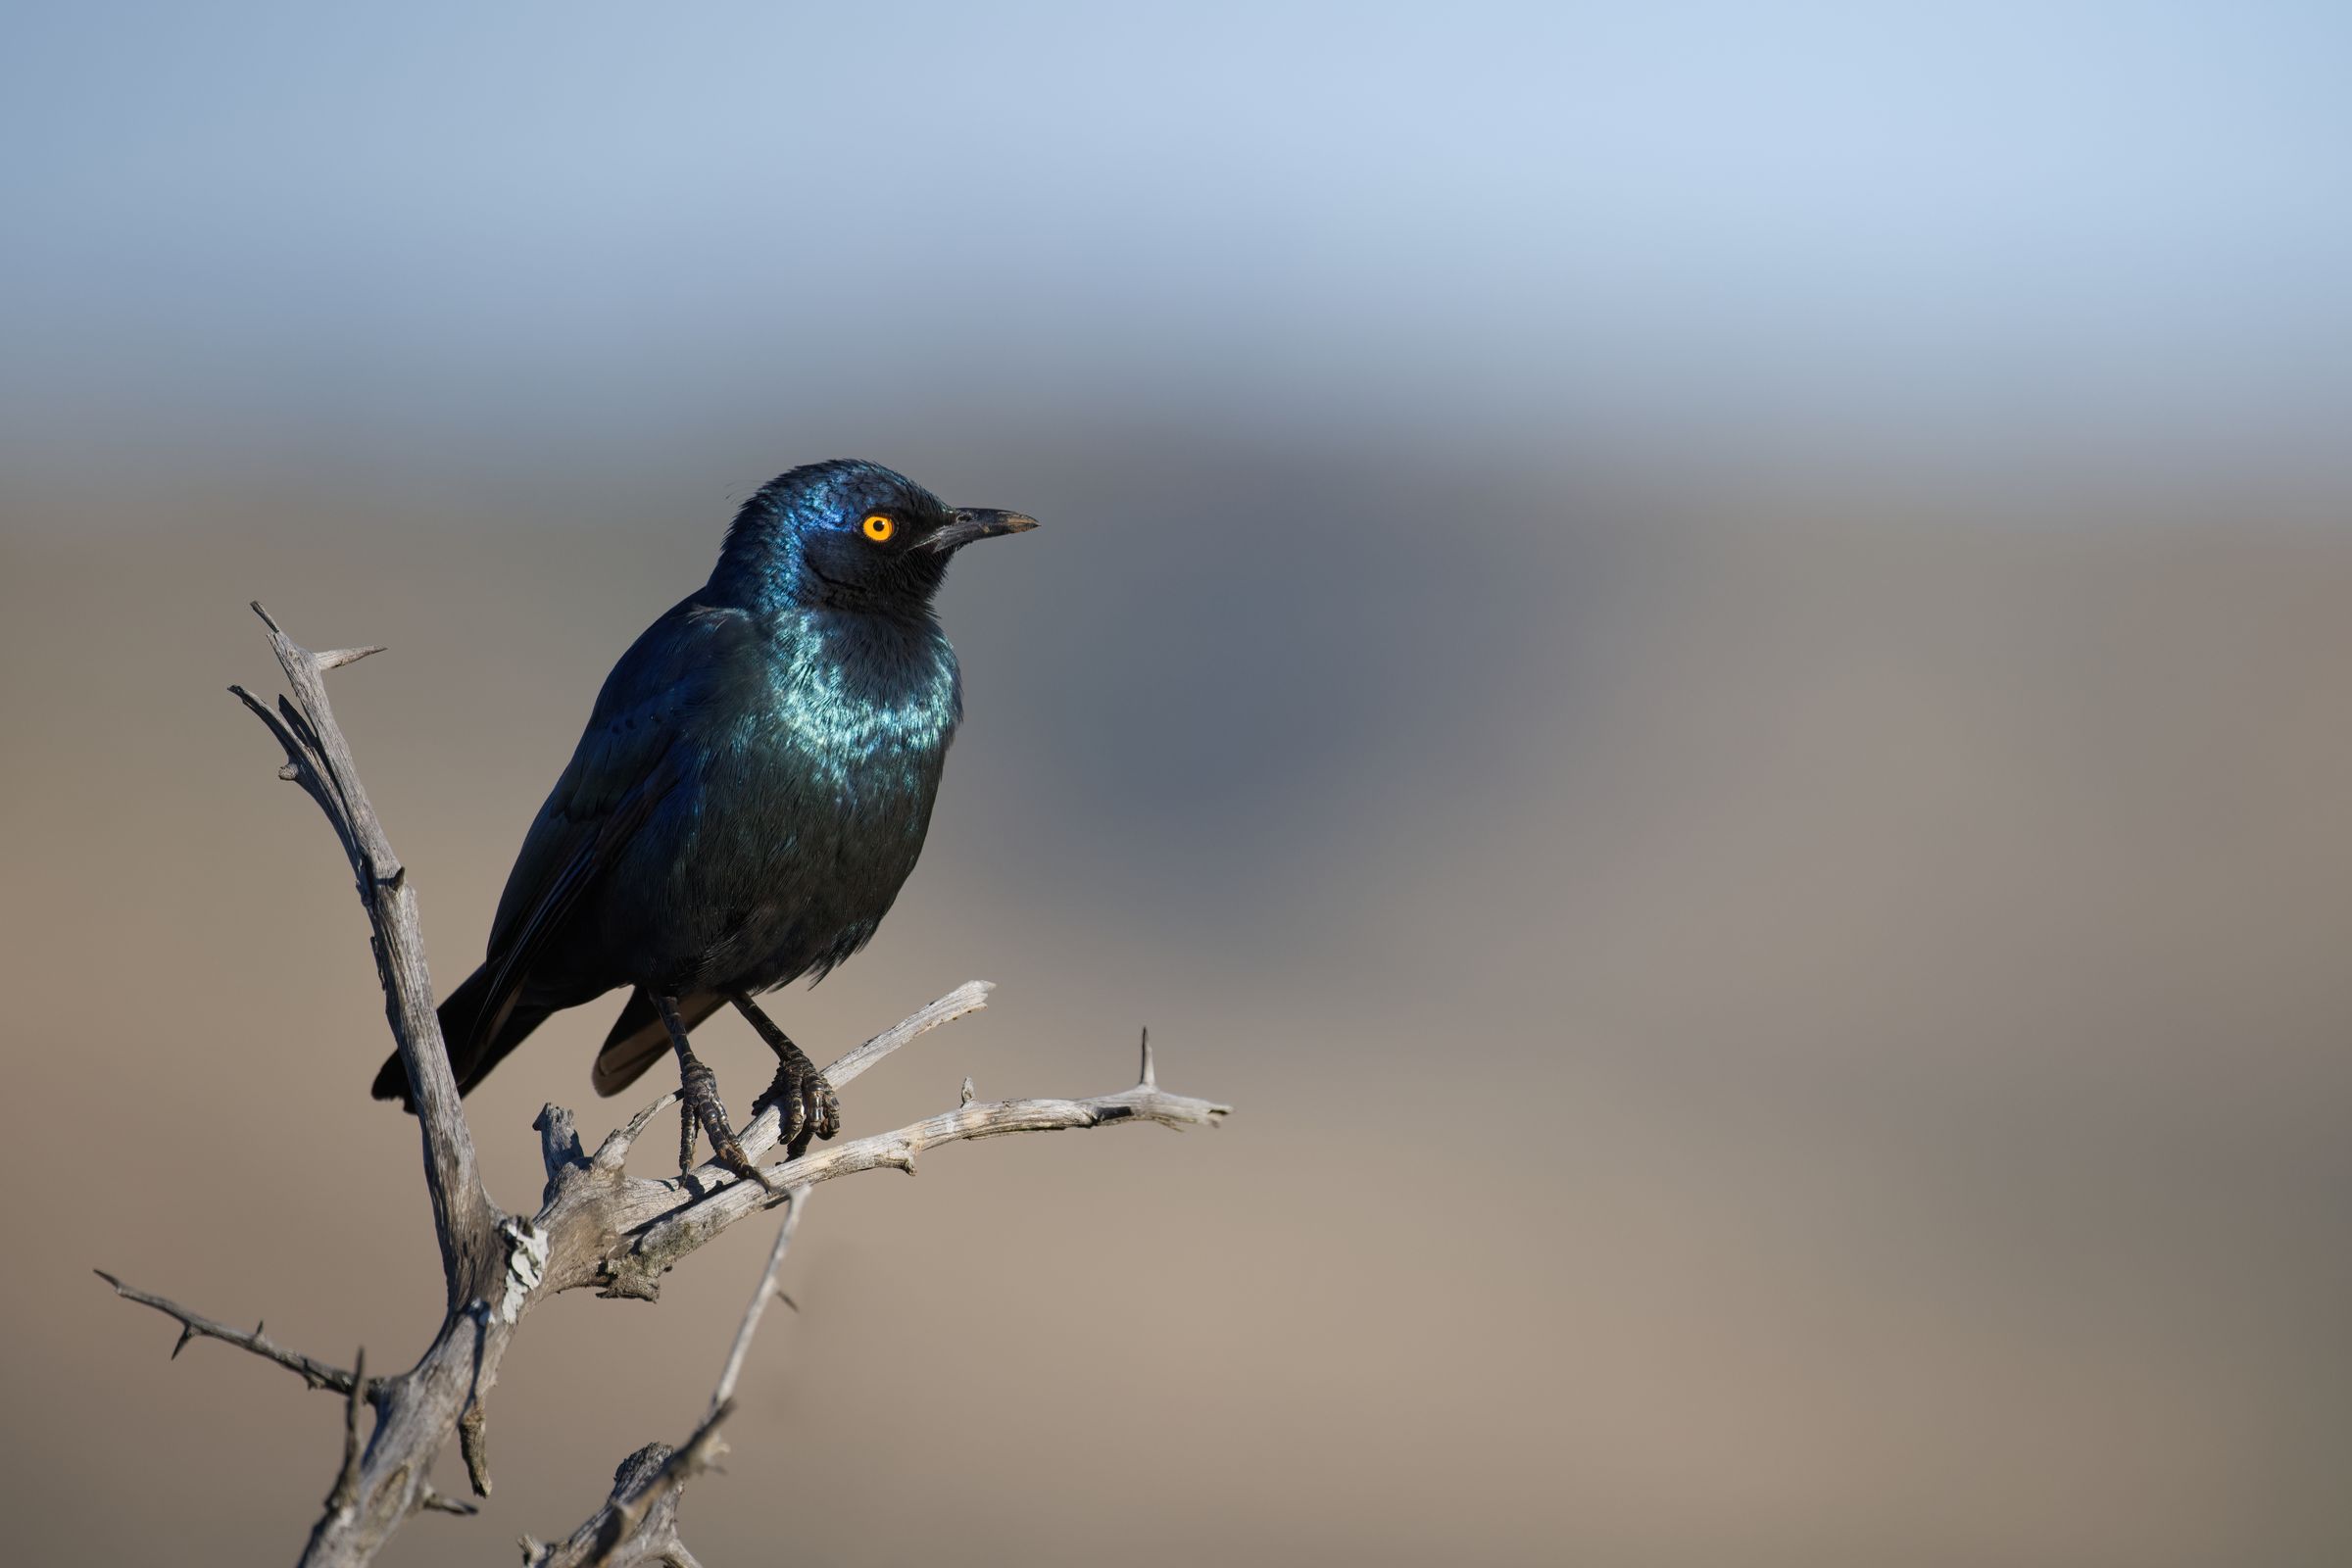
[
  {"left": 657, "top": 994, "right": 775, "bottom": 1191},
  {"left": 733, "top": 993, "right": 842, "bottom": 1161}
]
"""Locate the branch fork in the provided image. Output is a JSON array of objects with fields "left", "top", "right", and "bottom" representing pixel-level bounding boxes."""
[{"left": 100, "top": 604, "right": 1229, "bottom": 1566}]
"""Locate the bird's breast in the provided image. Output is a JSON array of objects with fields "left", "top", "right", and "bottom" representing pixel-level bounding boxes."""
[
  {"left": 649, "top": 636, "right": 954, "bottom": 988},
  {"left": 756, "top": 618, "right": 958, "bottom": 788}
]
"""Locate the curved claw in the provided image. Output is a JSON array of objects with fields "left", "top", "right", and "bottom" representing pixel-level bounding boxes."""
[
  {"left": 758, "top": 1054, "right": 841, "bottom": 1162},
  {"left": 677, "top": 1052, "right": 774, "bottom": 1189},
  {"left": 734, "top": 995, "right": 842, "bottom": 1161}
]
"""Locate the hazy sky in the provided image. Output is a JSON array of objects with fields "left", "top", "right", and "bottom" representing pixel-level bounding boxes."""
[{"left": 6, "top": 2, "right": 2349, "bottom": 500}]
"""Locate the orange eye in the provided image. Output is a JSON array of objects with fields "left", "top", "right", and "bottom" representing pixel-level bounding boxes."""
[{"left": 861, "top": 514, "right": 895, "bottom": 543}]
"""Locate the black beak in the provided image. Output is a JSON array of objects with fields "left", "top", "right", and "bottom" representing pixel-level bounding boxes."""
[{"left": 925, "top": 507, "right": 1040, "bottom": 553}]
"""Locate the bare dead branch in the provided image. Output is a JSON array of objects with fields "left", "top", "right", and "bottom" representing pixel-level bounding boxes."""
[
  {"left": 564, "top": 980, "right": 996, "bottom": 1182},
  {"left": 92, "top": 1270, "right": 364, "bottom": 1396},
  {"left": 99, "top": 607, "right": 1230, "bottom": 1568},
  {"left": 709, "top": 1187, "right": 811, "bottom": 1417},
  {"left": 231, "top": 609, "right": 519, "bottom": 1561},
  {"left": 518, "top": 1444, "right": 684, "bottom": 1568},
  {"left": 580, "top": 1056, "right": 1230, "bottom": 1300},
  {"left": 806, "top": 980, "right": 994, "bottom": 1090},
  {"left": 413, "top": 1485, "right": 480, "bottom": 1519},
  {"left": 527, "top": 1188, "right": 813, "bottom": 1568},
  {"left": 326, "top": 1348, "right": 370, "bottom": 1512},
  {"left": 233, "top": 602, "right": 499, "bottom": 1283}
]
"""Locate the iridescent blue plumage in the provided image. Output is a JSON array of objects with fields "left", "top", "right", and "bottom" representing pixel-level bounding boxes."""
[{"left": 371, "top": 460, "right": 1036, "bottom": 1168}]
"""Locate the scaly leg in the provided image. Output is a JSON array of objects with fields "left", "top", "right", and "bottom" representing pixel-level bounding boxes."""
[
  {"left": 733, "top": 993, "right": 842, "bottom": 1161},
  {"left": 658, "top": 994, "right": 775, "bottom": 1190}
]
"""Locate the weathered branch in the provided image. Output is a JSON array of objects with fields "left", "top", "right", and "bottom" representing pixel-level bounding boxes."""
[
  {"left": 573, "top": 1035, "right": 1230, "bottom": 1301},
  {"left": 519, "top": 1444, "right": 690, "bottom": 1568},
  {"left": 230, "top": 602, "right": 498, "bottom": 1287},
  {"left": 324, "top": 1348, "right": 370, "bottom": 1516},
  {"left": 707, "top": 1187, "right": 811, "bottom": 1418},
  {"left": 92, "top": 1270, "right": 365, "bottom": 1395},
  {"left": 414, "top": 1486, "right": 481, "bottom": 1519},
  {"left": 524, "top": 1191, "right": 812, "bottom": 1568},
  {"left": 98, "top": 608, "right": 1231, "bottom": 1568}
]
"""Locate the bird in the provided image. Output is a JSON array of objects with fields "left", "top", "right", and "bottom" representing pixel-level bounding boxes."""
[{"left": 371, "top": 458, "right": 1037, "bottom": 1183}]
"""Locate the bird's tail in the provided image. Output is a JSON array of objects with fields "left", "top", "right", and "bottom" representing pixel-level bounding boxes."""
[
  {"left": 593, "top": 988, "right": 727, "bottom": 1098},
  {"left": 369, "top": 961, "right": 554, "bottom": 1109}
]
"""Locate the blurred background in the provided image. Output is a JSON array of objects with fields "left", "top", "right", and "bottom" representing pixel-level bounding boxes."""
[{"left": 4, "top": 4, "right": 2350, "bottom": 1564}]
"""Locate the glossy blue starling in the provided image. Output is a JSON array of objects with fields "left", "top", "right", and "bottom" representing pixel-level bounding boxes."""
[{"left": 371, "top": 459, "right": 1038, "bottom": 1181}]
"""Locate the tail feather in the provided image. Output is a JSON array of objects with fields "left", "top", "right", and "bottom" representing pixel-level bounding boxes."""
[
  {"left": 593, "top": 988, "right": 726, "bottom": 1098},
  {"left": 369, "top": 962, "right": 555, "bottom": 1108}
]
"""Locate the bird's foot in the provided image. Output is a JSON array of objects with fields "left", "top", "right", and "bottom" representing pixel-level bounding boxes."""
[
  {"left": 676, "top": 1052, "right": 777, "bottom": 1192},
  {"left": 735, "top": 994, "right": 841, "bottom": 1161},
  {"left": 754, "top": 1051, "right": 841, "bottom": 1162}
]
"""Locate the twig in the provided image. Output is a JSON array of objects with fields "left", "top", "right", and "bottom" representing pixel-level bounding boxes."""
[
  {"left": 326, "top": 1348, "right": 370, "bottom": 1512},
  {"left": 588, "top": 1051, "right": 1229, "bottom": 1298},
  {"left": 413, "top": 1485, "right": 479, "bottom": 1518},
  {"left": 528, "top": 1190, "right": 812, "bottom": 1568},
  {"left": 93, "top": 1270, "right": 364, "bottom": 1396},
  {"left": 233, "top": 602, "right": 499, "bottom": 1284},
  {"left": 710, "top": 1187, "right": 810, "bottom": 1417},
  {"left": 300, "top": 1348, "right": 376, "bottom": 1561},
  {"left": 809, "top": 981, "right": 994, "bottom": 1091}
]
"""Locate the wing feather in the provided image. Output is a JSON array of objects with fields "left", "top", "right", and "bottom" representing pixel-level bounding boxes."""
[{"left": 454, "top": 598, "right": 753, "bottom": 1059}]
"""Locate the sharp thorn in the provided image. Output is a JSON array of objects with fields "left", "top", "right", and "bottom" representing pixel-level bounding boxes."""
[
  {"left": 172, "top": 1325, "right": 194, "bottom": 1359},
  {"left": 774, "top": 1291, "right": 799, "bottom": 1312},
  {"left": 1138, "top": 1026, "right": 1156, "bottom": 1089}
]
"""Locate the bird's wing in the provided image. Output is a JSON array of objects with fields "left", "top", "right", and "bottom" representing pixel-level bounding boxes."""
[{"left": 462, "top": 597, "right": 754, "bottom": 1055}]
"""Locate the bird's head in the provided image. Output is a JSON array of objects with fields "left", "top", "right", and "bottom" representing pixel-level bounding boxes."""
[{"left": 712, "top": 459, "right": 1038, "bottom": 616}]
